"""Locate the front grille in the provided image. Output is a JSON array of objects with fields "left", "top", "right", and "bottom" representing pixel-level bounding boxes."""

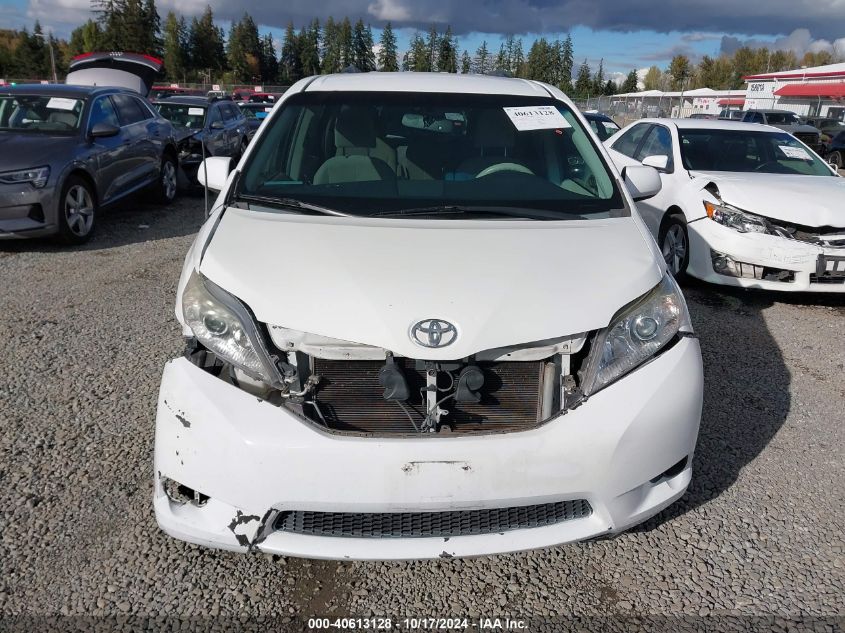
[
  {"left": 274, "top": 500, "right": 592, "bottom": 538},
  {"left": 308, "top": 358, "right": 544, "bottom": 435},
  {"left": 811, "top": 254, "right": 845, "bottom": 284}
]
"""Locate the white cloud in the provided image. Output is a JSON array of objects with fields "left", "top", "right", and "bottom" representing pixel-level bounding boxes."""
[{"left": 367, "top": 0, "right": 410, "bottom": 21}]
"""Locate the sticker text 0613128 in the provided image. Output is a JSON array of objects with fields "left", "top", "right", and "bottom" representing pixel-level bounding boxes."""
[{"left": 503, "top": 105, "right": 571, "bottom": 131}]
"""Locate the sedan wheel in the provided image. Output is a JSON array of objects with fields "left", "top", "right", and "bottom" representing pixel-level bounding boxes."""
[
  {"left": 661, "top": 218, "right": 689, "bottom": 279},
  {"left": 56, "top": 176, "right": 97, "bottom": 244},
  {"left": 829, "top": 150, "right": 843, "bottom": 170},
  {"left": 156, "top": 155, "right": 178, "bottom": 204}
]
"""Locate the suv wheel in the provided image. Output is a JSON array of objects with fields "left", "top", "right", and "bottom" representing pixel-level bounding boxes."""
[
  {"left": 828, "top": 150, "right": 843, "bottom": 170},
  {"left": 56, "top": 176, "right": 97, "bottom": 245},
  {"left": 156, "top": 154, "right": 178, "bottom": 204}
]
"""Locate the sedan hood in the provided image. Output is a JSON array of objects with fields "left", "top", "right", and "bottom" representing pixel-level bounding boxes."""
[
  {"left": 691, "top": 172, "right": 845, "bottom": 227},
  {"left": 0, "top": 133, "right": 77, "bottom": 170},
  {"left": 199, "top": 208, "right": 661, "bottom": 360}
]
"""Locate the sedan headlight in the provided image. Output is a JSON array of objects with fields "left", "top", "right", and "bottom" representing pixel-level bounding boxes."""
[
  {"left": 579, "top": 275, "right": 692, "bottom": 397},
  {"left": 0, "top": 166, "right": 50, "bottom": 188},
  {"left": 181, "top": 270, "right": 281, "bottom": 385},
  {"left": 704, "top": 201, "right": 770, "bottom": 234}
]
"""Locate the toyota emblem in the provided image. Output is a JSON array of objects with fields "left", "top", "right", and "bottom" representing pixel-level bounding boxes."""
[{"left": 410, "top": 319, "right": 458, "bottom": 348}]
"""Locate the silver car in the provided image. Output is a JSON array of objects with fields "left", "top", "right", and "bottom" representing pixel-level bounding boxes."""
[{"left": 0, "top": 53, "right": 179, "bottom": 244}]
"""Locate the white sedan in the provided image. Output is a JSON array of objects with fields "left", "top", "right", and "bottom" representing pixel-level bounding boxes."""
[{"left": 605, "top": 119, "right": 845, "bottom": 291}]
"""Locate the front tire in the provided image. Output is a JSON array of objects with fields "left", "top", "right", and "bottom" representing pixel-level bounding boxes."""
[
  {"left": 56, "top": 176, "right": 97, "bottom": 245},
  {"left": 155, "top": 154, "right": 178, "bottom": 204},
  {"left": 659, "top": 215, "right": 689, "bottom": 281},
  {"left": 828, "top": 150, "right": 843, "bottom": 170}
]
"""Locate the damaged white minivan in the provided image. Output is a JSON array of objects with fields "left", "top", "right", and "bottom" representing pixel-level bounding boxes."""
[{"left": 154, "top": 72, "right": 704, "bottom": 560}]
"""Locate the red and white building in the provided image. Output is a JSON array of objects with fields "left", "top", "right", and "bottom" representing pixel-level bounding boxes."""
[{"left": 743, "top": 62, "right": 845, "bottom": 119}]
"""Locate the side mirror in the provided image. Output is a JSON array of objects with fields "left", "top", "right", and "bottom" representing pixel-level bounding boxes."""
[
  {"left": 622, "top": 165, "right": 662, "bottom": 201},
  {"left": 641, "top": 154, "right": 669, "bottom": 171},
  {"left": 209, "top": 120, "right": 224, "bottom": 130},
  {"left": 89, "top": 122, "right": 120, "bottom": 138},
  {"left": 197, "top": 156, "right": 231, "bottom": 192}
]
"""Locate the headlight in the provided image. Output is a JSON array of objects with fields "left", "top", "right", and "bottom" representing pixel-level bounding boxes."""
[
  {"left": 579, "top": 275, "right": 692, "bottom": 396},
  {"left": 704, "top": 201, "right": 769, "bottom": 234},
  {"left": 0, "top": 166, "right": 50, "bottom": 188},
  {"left": 181, "top": 270, "right": 281, "bottom": 385}
]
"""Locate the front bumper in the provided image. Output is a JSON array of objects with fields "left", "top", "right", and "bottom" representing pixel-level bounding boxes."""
[
  {"left": 154, "top": 337, "right": 703, "bottom": 560},
  {"left": 687, "top": 218, "right": 845, "bottom": 292},
  {"left": 0, "top": 183, "right": 58, "bottom": 239}
]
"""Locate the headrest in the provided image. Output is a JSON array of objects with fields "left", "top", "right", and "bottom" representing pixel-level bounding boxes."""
[
  {"left": 473, "top": 109, "right": 515, "bottom": 149},
  {"left": 335, "top": 106, "right": 377, "bottom": 149}
]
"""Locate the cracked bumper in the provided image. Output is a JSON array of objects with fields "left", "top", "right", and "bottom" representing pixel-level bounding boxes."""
[
  {"left": 687, "top": 218, "right": 845, "bottom": 292},
  {"left": 154, "top": 338, "right": 703, "bottom": 560}
]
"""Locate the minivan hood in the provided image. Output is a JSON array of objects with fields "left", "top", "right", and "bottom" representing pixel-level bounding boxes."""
[
  {"left": 691, "top": 171, "right": 845, "bottom": 227},
  {"left": 199, "top": 208, "right": 661, "bottom": 360}
]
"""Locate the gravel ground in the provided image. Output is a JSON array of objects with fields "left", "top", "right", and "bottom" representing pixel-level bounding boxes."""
[{"left": 0, "top": 195, "right": 843, "bottom": 631}]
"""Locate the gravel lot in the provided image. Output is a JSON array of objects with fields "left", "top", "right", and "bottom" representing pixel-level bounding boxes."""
[{"left": 1, "top": 195, "right": 843, "bottom": 631}]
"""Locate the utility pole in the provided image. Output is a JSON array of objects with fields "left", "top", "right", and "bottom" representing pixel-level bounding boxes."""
[{"left": 35, "top": 32, "right": 58, "bottom": 83}]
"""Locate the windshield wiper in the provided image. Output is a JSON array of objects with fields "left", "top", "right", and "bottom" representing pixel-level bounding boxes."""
[
  {"left": 372, "top": 205, "right": 584, "bottom": 221},
  {"left": 234, "top": 194, "right": 353, "bottom": 217}
]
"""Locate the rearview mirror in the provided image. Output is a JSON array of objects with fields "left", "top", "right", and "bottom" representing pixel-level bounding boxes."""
[
  {"left": 623, "top": 165, "right": 662, "bottom": 201},
  {"left": 641, "top": 154, "right": 669, "bottom": 171},
  {"left": 197, "top": 156, "right": 231, "bottom": 192},
  {"left": 89, "top": 122, "right": 120, "bottom": 138}
]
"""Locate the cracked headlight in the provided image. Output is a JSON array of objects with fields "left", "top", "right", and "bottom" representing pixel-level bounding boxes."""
[
  {"left": 182, "top": 270, "right": 281, "bottom": 385},
  {"left": 0, "top": 165, "right": 50, "bottom": 188},
  {"left": 704, "top": 201, "right": 770, "bottom": 234},
  {"left": 580, "top": 274, "right": 692, "bottom": 397}
]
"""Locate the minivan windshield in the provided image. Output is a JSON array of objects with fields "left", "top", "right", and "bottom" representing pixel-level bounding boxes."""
[
  {"left": 0, "top": 95, "right": 84, "bottom": 134},
  {"left": 679, "top": 129, "right": 835, "bottom": 176},
  {"left": 237, "top": 92, "right": 625, "bottom": 219}
]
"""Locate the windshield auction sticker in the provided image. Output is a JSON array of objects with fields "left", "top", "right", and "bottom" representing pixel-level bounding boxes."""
[
  {"left": 46, "top": 97, "right": 78, "bottom": 111},
  {"left": 779, "top": 145, "right": 812, "bottom": 161},
  {"left": 503, "top": 105, "right": 571, "bottom": 131},
  {"left": 188, "top": 107, "right": 205, "bottom": 116}
]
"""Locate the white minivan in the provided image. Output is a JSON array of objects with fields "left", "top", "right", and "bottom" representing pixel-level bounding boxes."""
[{"left": 154, "top": 72, "right": 704, "bottom": 560}]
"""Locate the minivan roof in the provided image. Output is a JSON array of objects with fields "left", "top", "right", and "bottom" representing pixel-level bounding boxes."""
[{"left": 304, "top": 72, "right": 552, "bottom": 97}]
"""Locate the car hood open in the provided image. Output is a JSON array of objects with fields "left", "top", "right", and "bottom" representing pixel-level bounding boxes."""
[
  {"left": 692, "top": 171, "right": 845, "bottom": 227},
  {"left": 198, "top": 207, "right": 661, "bottom": 360},
  {"left": 66, "top": 52, "right": 162, "bottom": 96}
]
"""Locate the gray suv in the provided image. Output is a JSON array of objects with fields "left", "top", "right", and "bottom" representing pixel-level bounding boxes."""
[
  {"left": 741, "top": 109, "right": 822, "bottom": 152},
  {"left": 0, "top": 53, "right": 179, "bottom": 244}
]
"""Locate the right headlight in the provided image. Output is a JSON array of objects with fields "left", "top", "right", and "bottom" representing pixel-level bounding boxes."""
[
  {"left": 181, "top": 270, "right": 282, "bottom": 385},
  {"left": 579, "top": 274, "right": 692, "bottom": 397}
]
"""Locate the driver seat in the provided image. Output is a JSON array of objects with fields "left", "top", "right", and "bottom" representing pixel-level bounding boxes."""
[
  {"left": 313, "top": 106, "right": 395, "bottom": 185},
  {"left": 456, "top": 109, "right": 517, "bottom": 177}
]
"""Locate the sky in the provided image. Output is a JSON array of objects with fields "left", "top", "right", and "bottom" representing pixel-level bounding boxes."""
[{"left": 2, "top": 0, "right": 844, "bottom": 78}]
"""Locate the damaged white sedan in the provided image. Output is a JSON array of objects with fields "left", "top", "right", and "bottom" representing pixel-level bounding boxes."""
[
  {"left": 606, "top": 119, "right": 845, "bottom": 291},
  {"left": 154, "top": 72, "right": 704, "bottom": 560}
]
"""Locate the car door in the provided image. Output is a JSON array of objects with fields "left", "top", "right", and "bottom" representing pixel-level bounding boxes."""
[
  {"left": 111, "top": 93, "right": 156, "bottom": 191},
  {"left": 87, "top": 94, "right": 130, "bottom": 203},
  {"left": 129, "top": 95, "right": 164, "bottom": 179},
  {"left": 205, "top": 104, "right": 226, "bottom": 156},
  {"left": 630, "top": 124, "right": 677, "bottom": 236}
]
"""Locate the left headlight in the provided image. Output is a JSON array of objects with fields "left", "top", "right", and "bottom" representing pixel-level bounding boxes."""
[
  {"left": 704, "top": 201, "right": 771, "bottom": 234},
  {"left": 0, "top": 166, "right": 50, "bottom": 188},
  {"left": 579, "top": 274, "right": 692, "bottom": 397},
  {"left": 181, "top": 270, "right": 282, "bottom": 385}
]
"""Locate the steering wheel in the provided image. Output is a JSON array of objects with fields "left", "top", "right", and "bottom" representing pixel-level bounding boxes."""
[{"left": 475, "top": 162, "right": 535, "bottom": 179}]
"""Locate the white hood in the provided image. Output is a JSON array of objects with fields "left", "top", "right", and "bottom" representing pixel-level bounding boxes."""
[
  {"left": 691, "top": 172, "right": 845, "bottom": 227},
  {"left": 199, "top": 208, "right": 662, "bottom": 360}
]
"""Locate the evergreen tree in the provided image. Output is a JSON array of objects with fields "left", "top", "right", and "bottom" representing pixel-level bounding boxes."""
[
  {"left": 162, "top": 11, "right": 187, "bottom": 81},
  {"left": 591, "top": 58, "right": 604, "bottom": 95},
  {"left": 322, "top": 17, "right": 341, "bottom": 74},
  {"left": 339, "top": 18, "right": 353, "bottom": 68},
  {"left": 259, "top": 34, "right": 278, "bottom": 82},
  {"left": 437, "top": 26, "right": 457, "bottom": 73},
  {"left": 402, "top": 32, "right": 428, "bottom": 72},
  {"left": 377, "top": 22, "right": 398, "bottom": 71},
  {"left": 351, "top": 19, "right": 375, "bottom": 71},
  {"left": 460, "top": 49, "right": 471, "bottom": 74},
  {"left": 278, "top": 22, "right": 302, "bottom": 83},
  {"left": 473, "top": 40, "right": 490, "bottom": 74},
  {"left": 621, "top": 69, "right": 638, "bottom": 92},
  {"left": 559, "top": 34, "right": 573, "bottom": 91},
  {"left": 187, "top": 6, "right": 225, "bottom": 80},
  {"left": 669, "top": 54, "right": 691, "bottom": 90},
  {"left": 574, "top": 58, "right": 591, "bottom": 98},
  {"left": 603, "top": 79, "right": 616, "bottom": 95},
  {"left": 425, "top": 25, "right": 438, "bottom": 72},
  {"left": 300, "top": 20, "right": 321, "bottom": 76},
  {"left": 141, "top": 0, "right": 162, "bottom": 54},
  {"left": 227, "top": 13, "right": 261, "bottom": 81}
]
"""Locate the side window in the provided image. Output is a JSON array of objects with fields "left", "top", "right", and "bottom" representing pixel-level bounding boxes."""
[
  {"left": 207, "top": 105, "right": 222, "bottom": 126},
  {"left": 750, "top": 112, "right": 764, "bottom": 124},
  {"left": 611, "top": 124, "right": 650, "bottom": 158},
  {"left": 221, "top": 103, "right": 234, "bottom": 121},
  {"left": 132, "top": 97, "right": 154, "bottom": 120},
  {"left": 636, "top": 125, "right": 674, "bottom": 169},
  {"left": 111, "top": 94, "right": 146, "bottom": 126},
  {"left": 88, "top": 96, "right": 119, "bottom": 129}
]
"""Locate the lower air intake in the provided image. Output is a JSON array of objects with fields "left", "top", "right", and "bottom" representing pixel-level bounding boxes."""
[{"left": 274, "top": 500, "right": 592, "bottom": 538}]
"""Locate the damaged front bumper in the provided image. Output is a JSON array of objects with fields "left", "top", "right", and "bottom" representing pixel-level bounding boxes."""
[
  {"left": 153, "top": 337, "right": 703, "bottom": 560},
  {"left": 687, "top": 218, "right": 845, "bottom": 291}
]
